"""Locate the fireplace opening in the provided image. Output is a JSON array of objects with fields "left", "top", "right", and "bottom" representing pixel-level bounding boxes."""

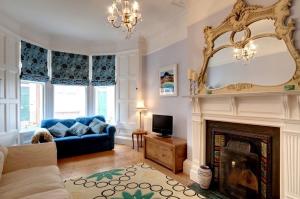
[
  {"left": 206, "top": 121, "right": 280, "bottom": 199},
  {"left": 220, "top": 140, "right": 259, "bottom": 198}
]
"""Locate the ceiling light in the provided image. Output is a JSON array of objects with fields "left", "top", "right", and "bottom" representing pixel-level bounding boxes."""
[{"left": 107, "top": 0, "right": 142, "bottom": 39}]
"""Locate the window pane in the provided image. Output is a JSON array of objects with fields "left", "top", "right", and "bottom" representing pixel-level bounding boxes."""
[
  {"left": 95, "top": 86, "right": 115, "bottom": 123},
  {"left": 20, "top": 81, "right": 44, "bottom": 130},
  {"left": 54, "top": 85, "right": 86, "bottom": 119}
]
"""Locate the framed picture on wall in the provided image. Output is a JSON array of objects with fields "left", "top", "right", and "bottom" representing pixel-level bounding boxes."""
[{"left": 159, "top": 64, "right": 178, "bottom": 96}]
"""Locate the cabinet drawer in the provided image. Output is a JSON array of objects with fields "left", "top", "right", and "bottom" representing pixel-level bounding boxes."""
[
  {"left": 146, "top": 140, "right": 158, "bottom": 158},
  {"left": 158, "top": 145, "right": 173, "bottom": 166}
]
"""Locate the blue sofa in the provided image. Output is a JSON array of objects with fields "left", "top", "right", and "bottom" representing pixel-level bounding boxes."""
[{"left": 41, "top": 116, "right": 116, "bottom": 158}]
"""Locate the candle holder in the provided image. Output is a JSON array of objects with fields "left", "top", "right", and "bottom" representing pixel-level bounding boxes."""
[
  {"left": 192, "top": 79, "right": 199, "bottom": 96},
  {"left": 187, "top": 69, "right": 199, "bottom": 96},
  {"left": 189, "top": 80, "right": 193, "bottom": 96}
]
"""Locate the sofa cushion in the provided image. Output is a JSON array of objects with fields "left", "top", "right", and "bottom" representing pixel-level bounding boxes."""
[
  {"left": 80, "top": 134, "right": 111, "bottom": 154},
  {"left": 68, "top": 122, "right": 90, "bottom": 136},
  {"left": 89, "top": 118, "right": 108, "bottom": 134},
  {"left": 48, "top": 122, "right": 69, "bottom": 138},
  {"left": 0, "top": 166, "right": 64, "bottom": 199},
  {"left": 76, "top": 115, "right": 106, "bottom": 126},
  {"left": 41, "top": 119, "right": 76, "bottom": 129},
  {"left": 19, "top": 188, "right": 71, "bottom": 199}
]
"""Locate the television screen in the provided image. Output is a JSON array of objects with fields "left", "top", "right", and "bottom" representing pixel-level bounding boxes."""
[{"left": 152, "top": 114, "right": 173, "bottom": 136}]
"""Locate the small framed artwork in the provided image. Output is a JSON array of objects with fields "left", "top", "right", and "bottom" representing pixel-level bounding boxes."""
[{"left": 159, "top": 64, "right": 178, "bottom": 96}]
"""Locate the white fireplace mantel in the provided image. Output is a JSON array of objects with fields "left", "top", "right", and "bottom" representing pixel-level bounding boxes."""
[{"left": 189, "top": 91, "right": 300, "bottom": 199}]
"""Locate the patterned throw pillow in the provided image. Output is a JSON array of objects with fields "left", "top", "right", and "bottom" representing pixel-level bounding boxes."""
[
  {"left": 89, "top": 118, "right": 108, "bottom": 134},
  {"left": 69, "top": 122, "right": 90, "bottom": 136},
  {"left": 48, "top": 122, "right": 69, "bottom": 138}
]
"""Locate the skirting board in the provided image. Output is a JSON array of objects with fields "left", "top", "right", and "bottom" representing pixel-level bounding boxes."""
[
  {"left": 115, "top": 135, "right": 132, "bottom": 146},
  {"left": 183, "top": 159, "right": 192, "bottom": 176},
  {"left": 190, "top": 163, "right": 200, "bottom": 184}
]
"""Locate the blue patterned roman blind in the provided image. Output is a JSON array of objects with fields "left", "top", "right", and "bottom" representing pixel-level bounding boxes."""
[
  {"left": 91, "top": 55, "right": 116, "bottom": 86},
  {"left": 20, "top": 41, "right": 49, "bottom": 82},
  {"left": 51, "top": 51, "right": 89, "bottom": 86}
]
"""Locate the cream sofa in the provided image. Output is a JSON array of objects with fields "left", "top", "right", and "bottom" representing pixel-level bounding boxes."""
[{"left": 0, "top": 143, "right": 72, "bottom": 199}]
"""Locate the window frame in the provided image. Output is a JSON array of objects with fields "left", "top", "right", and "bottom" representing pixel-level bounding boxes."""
[
  {"left": 20, "top": 80, "right": 45, "bottom": 132},
  {"left": 94, "top": 85, "right": 116, "bottom": 124}
]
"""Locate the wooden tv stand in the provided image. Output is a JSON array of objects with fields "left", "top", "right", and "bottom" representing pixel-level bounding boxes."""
[{"left": 144, "top": 134, "right": 187, "bottom": 173}]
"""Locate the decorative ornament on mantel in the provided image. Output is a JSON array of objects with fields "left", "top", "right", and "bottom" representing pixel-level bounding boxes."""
[
  {"left": 187, "top": 69, "right": 199, "bottom": 96},
  {"left": 107, "top": 0, "right": 142, "bottom": 39}
]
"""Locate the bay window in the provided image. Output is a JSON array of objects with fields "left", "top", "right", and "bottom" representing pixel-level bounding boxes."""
[{"left": 54, "top": 85, "right": 87, "bottom": 119}]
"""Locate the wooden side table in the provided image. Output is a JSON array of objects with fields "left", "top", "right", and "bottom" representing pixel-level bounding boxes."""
[{"left": 132, "top": 130, "right": 147, "bottom": 151}]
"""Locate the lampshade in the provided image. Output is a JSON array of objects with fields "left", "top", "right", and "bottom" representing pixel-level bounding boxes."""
[{"left": 136, "top": 100, "right": 147, "bottom": 110}]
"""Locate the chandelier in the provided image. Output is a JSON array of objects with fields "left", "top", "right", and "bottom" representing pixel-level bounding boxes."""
[
  {"left": 233, "top": 40, "right": 257, "bottom": 64},
  {"left": 107, "top": 0, "right": 142, "bottom": 38}
]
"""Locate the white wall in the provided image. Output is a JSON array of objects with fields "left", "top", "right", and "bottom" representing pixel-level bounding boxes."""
[
  {"left": 142, "top": 39, "right": 194, "bottom": 160},
  {"left": 0, "top": 27, "right": 20, "bottom": 146}
]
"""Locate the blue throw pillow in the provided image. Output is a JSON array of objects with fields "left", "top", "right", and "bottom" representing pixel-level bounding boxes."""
[
  {"left": 89, "top": 118, "right": 108, "bottom": 134},
  {"left": 48, "top": 122, "right": 68, "bottom": 138},
  {"left": 69, "top": 122, "right": 90, "bottom": 136}
]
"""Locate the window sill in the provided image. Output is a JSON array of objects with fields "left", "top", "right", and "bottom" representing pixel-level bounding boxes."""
[{"left": 19, "top": 128, "right": 36, "bottom": 134}]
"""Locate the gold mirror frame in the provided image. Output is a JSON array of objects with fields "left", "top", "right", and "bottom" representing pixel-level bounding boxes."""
[{"left": 198, "top": 0, "right": 300, "bottom": 94}]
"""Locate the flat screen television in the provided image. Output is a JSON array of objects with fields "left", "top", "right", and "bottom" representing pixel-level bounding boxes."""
[{"left": 152, "top": 114, "right": 173, "bottom": 137}]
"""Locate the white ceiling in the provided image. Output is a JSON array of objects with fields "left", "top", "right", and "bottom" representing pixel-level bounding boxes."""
[{"left": 0, "top": 0, "right": 186, "bottom": 46}]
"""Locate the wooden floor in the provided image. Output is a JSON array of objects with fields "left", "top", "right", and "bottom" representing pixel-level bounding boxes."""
[{"left": 58, "top": 144, "right": 193, "bottom": 186}]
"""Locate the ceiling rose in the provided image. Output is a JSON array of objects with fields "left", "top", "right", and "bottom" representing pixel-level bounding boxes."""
[{"left": 107, "top": 0, "right": 142, "bottom": 39}]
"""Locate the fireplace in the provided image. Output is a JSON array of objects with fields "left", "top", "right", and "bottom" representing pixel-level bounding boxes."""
[{"left": 206, "top": 121, "right": 280, "bottom": 199}]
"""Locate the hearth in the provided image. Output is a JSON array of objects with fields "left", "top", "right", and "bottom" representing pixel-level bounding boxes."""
[{"left": 206, "top": 121, "right": 280, "bottom": 199}]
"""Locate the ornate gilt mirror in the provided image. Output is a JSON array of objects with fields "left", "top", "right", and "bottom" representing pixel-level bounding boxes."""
[{"left": 198, "top": 0, "right": 300, "bottom": 94}]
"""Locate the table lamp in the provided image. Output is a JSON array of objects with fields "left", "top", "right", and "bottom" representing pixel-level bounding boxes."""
[{"left": 136, "top": 100, "right": 147, "bottom": 132}]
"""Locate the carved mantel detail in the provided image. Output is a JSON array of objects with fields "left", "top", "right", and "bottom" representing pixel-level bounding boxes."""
[{"left": 227, "top": 83, "right": 253, "bottom": 91}]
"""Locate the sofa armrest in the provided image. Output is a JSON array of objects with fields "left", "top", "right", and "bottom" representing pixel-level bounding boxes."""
[
  {"left": 104, "top": 125, "right": 116, "bottom": 147},
  {"left": 3, "top": 142, "right": 57, "bottom": 174},
  {"left": 105, "top": 125, "right": 116, "bottom": 137}
]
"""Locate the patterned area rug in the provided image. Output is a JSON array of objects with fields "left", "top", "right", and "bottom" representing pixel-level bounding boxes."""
[{"left": 65, "top": 163, "right": 205, "bottom": 199}]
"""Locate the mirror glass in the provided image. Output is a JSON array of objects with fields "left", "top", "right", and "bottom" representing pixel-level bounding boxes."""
[{"left": 206, "top": 20, "right": 296, "bottom": 89}]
